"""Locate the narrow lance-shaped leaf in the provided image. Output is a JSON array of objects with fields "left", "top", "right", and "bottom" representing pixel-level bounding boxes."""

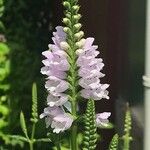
[
  {"left": 6, "top": 135, "right": 28, "bottom": 142},
  {"left": 35, "top": 138, "right": 51, "bottom": 143},
  {"left": 20, "top": 111, "right": 29, "bottom": 139}
]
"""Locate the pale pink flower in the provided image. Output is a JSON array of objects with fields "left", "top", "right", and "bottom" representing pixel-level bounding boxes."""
[
  {"left": 40, "top": 106, "right": 73, "bottom": 133},
  {"left": 77, "top": 37, "right": 109, "bottom": 100},
  {"left": 96, "top": 112, "right": 111, "bottom": 127},
  {"left": 41, "top": 26, "right": 69, "bottom": 107}
]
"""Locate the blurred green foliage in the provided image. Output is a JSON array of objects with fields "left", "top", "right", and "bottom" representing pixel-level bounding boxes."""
[
  {"left": 16, "top": 83, "right": 51, "bottom": 150},
  {"left": 109, "top": 105, "right": 133, "bottom": 150},
  {"left": 0, "top": 0, "right": 11, "bottom": 146},
  {"left": 0, "top": 0, "right": 54, "bottom": 148},
  {"left": 0, "top": 42, "right": 10, "bottom": 129},
  {"left": 0, "top": 0, "right": 54, "bottom": 132}
]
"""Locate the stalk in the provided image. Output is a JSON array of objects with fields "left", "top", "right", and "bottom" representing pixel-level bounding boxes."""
[
  {"left": 123, "top": 135, "right": 130, "bottom": 150},
  {"left": 29, "top": 142, "right": 33, "bottom": 150},
  {"left": 29, "top": 123, "right": 36, "bottom": 150},
  {"left": 56, "top": 140, "right": 61, "bottom": 150},
  {"left": 71, "top": 101, "right": 77, "bottom": 150},
  {"left": 31, "top": 123, "right": 36, "bottom": 141},
  {"left": 56, "top": 144, "right": 61, "bottom": 150},
  {"left": 63, "top": 0, "right": 83, "bottom": 149}
]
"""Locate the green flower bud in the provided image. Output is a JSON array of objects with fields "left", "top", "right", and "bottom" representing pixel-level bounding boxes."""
[
  {"left": 63, "top": 27, "right": 70, "bottom": 33},
  {"left": 74, "top": 23, "right": 82, "bottom": 30},
  {"left": 60, "top": 41, "right": 70, "bottom": 50},
  {"left": 63, "top": 18, "right": 71, "bottom": 26},
  {"left": 73, "top": 14, "right": 81, "bottom": 20},
  {"left": 66, "top": 13, "right": 71, "bottom": 18},
  {"left": 74, "top": 31, "right": 84, "bottom": 39},
  {"left": 72, "top": 5, "right": 80, "bottom": 12},
  {"left": 63, "top": 18, "right": 69, "bottom": 24},
  {"left": 63, "top": 1, "right": 71, "bottom": 9},
  {"left": 76, "top": 38, "right": 85, "bottom": 48}
]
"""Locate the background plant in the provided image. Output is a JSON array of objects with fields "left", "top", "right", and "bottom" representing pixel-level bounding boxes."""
[
  {"left": 1, "top": 0, "right": 54, "bottom": 134},
  {"left": 109, "top": 104, "right": 133, "bottom": 150},
  {"left": 0, "top": 0, "right": 11, "bottom": 146},
  {"left": 7, "top": 83, "right": 51, "bottom": 150},
  {"left": 122, "top": 104, "right": 132, "bottom": 150}
]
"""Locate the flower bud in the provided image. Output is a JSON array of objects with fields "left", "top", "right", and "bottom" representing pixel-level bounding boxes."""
[
  {"left": 73, "top": 14, "right": 81, "bottom": 20},
  {"left": 75, "top": 38, "right": 85, "bottom": 48},
  {"left": 63, "top": 1, "right": 71, "bottom": 9},
  {"left": 72, "top": 5, "right": 80, "bottom": 12},
  {"left": 63, "top": 18, "right": 71, "bottom": 26},
  {"left": 63, "top": 27, "right": 70, "bottom": 33},
  {"left": 76, "top": 49, "right": 84, "bottom": 55},
  {"left": 66, "top": 13, "right": 71, "bottom": 18},
  {"left": 60, "top": 41, "right": 70, "bottom": 50},
  {"left": 74, "top": 31, "right": 84, "bottom": 39},
  {"left": 48, "top": 44, "right": 52, "bottom": 50},
  {"left": 74, "top": 23, "right": 82, "bottom": 30}
]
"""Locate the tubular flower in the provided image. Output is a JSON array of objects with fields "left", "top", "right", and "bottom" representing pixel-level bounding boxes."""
[
  {"left": 76, "top": 37, "right": 109, "bottom": 100},
  {"left": 40, "top": 26, "right": 73, "bottom": 133},
  {"left": 96, "top": 112, "right": 111, "bottom": 127},
  {"left": 41, "top": 26, "right": 69, "bottom": 107},
  {"left": 40, "top": 106, "right": 73, "bottom": 133}
]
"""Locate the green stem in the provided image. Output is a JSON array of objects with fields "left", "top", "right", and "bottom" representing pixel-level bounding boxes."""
[
  {"left": 55, "top": 135, "right": 61, "bottom": 150},
  {"left": 56, "top": 143, "right": 61, "bottom": 150},
  {"left": 29, "top": 123, "right": 36, "bottom": 150},
  {"left": 63, "top": 0, "right": 81, "bottom": 149},
  {"left": 31, "top": 123, "right": 36, "bottom": 140},
  {"left": 71, "top": 101, "right": 78, "bottom": 150},
  {"left": 29, "top": 142, "right": 33, "bottom": 150},
  {"left": 123, "top": 135, "right": 130, "bottom": 150}
]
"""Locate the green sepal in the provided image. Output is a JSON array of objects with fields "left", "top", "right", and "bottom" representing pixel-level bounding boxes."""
[{"left": 97, "top": 122, "right": 114, "bottom": 129}]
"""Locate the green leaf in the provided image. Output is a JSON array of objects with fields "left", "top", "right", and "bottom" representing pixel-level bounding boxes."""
[
  {"left": 0, "top": 119, "right": 8, "bottom": 129},
  {"left": 0, "top": 132, "right": 24, "bottom": 147},
  {"left": 0, "top": 5, "right": 4, "bottom": 16},
  {"left": 0, "top": 84, "right": 10, "bottom": 91},
  {"left": 0, "top": 21, "right": 5, "bottom": 32},
  {"left": 20, "top": 112, "right": 29, "bottom": 139},
  {"left": 6, "top": 135, "right": 28, "bottom": 142},
  {"left": 0, "top": 43, "right": 10, "bottom": 55},
  {"left": 35, "top": 138, "right": 51, "bottom": 143},
  {"left": 0, "top": 105, "right": 9, "bottom": 116},
  {"left": 97, "top": 122, "right": 114, "bottom": 129}
]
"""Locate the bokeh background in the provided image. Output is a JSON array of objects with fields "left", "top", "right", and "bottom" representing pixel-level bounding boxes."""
[{"left": 0, "top": 0, "right": 145, "bottom": 149}]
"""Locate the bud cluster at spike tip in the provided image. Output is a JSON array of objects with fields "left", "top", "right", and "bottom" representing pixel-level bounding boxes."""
[{"left": 40, "top": 26, "right": 73, "bottom": 133}]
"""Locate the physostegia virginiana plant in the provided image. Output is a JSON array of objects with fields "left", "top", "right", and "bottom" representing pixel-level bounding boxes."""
[{"left": 40, "top": 0, "right": 111, "bottom": 149}]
